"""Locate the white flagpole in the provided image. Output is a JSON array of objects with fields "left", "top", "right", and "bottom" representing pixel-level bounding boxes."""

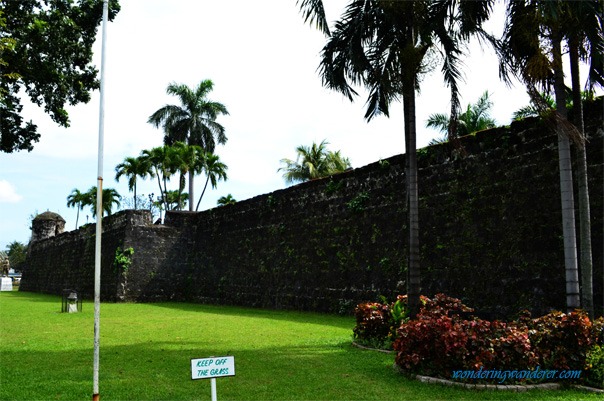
[{"left": 93, "top": 1, "right": 109, "bottom": 400}]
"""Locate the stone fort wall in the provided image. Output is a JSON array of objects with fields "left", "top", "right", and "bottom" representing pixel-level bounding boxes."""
[{"left": 20, "top": 103, "right": 603, "bottom": 318}]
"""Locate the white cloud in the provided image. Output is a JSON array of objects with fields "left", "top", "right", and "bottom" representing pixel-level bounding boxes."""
[{"left": 0, "top": 180, "right": 23, "bottom": 203}]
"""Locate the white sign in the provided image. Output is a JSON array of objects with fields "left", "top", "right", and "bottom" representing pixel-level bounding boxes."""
[
  {"left": 191, "top": 356, "right": 235, "bottom": 380},
  {"left": 0, "top": 277, "right": 13, "bottom": 292}
]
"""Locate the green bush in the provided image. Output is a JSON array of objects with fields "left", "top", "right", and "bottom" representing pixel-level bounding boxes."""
[{"left": 584, "top": 344, "right": 604, "bottom": 389}]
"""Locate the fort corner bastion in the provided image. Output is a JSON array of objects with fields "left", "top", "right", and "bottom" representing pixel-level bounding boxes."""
[{"left": 20, "top": 103, "right": 603, "bottom": 318}]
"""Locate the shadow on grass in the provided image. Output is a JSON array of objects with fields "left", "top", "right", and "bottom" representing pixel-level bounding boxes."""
[
  {"left": 148, "top": 300, "right": 356, "bottom": 330},
  {"left": 1, "top": 290, "right": 60, "bottom": 303},
  {"left": 2, "top": 340, "right": 600, "bottom": 401},
  {"left": 5, "top": 291, "right": 355, "bottom": 330}
]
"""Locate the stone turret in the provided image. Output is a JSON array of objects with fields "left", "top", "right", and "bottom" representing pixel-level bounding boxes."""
[{"left": 31, "top": 212, "right": 65, "bottom": 242}]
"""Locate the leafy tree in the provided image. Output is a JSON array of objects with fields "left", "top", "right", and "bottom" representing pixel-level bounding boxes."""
[
  {"left": 217, "top": 194, "right": 237, "bottom": 206},
  {"left": 298, "top": 0, "right": 494, "bottom": 317},
  {"left": 115, "top": 156, "right": 154, "bottom": 210},
  {"left": 196, "top": 152, "right": 228, "bottom": 211},
  {"left": 426, "top": 91, "right": 497, "bottom": 144},
  {"left": 278, "top": 140, "right": 351, "bottom": 184},
  {"left": 0, "top": 0, "right": 120, "bottom": 153},
  {"left": 66, "top": 188, "right": 89, "bottom": 229},
  {"left": 148, "top": 80, "right": 229, "bottom": 210},
  {"left": 5, "top": 241, "right": 27, "bottom": 270}
]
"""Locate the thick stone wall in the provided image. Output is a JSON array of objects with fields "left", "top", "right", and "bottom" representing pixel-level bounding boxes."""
[
  {"left": 20, "top": 210, "right": 154, "bottom": 300},
  {"left": 20, "top": 102, "right": 603, "bottom": 318}
]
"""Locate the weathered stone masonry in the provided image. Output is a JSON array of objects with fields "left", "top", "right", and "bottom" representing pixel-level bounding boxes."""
[{"left": 20, "top": 103, "right": 603, "bottom": 318}]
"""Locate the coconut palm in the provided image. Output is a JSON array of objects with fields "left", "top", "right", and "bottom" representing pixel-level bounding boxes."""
[
  {"left": 115, "top": 156, "right": 154, "bottom": 210},
  {"left": 298, "top": 0, "right": 494, "bottom": 317},
  {"left": 66, "top": 188, "right": 89, "bottom": 229},
  {"left": 426, "top": 91, "right": 497, "bottom": 144},
  {"left": 148, "top": 80, "right": 229, "bottom": 210},
  {"left": 195, "top": 152, "right": 228, "bottom": 211},
  {"left": 278, "top": 140, "right": 351, "bottom": 184}
]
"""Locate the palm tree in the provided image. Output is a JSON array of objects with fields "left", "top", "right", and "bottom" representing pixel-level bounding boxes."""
[
  {"left": 140, "top": 146, "right": 173, "bottom": 213},
  {"left": 560, "top": 0, "right": 602, "bottom": 318},
  {"left": 160, "top": 189, "right": 188, "bottom": 211},
  {"left": 82, "top": 186, "right": 121, "bottom": 218},
  {"left": 195, "top": 152, "right": 228, "bottom": 211},
  {"left": 148, "top": 80, "right": 229, "bottom": 211},
  {"left": 217, "top": 194, "right": 237, "bottom": 206},
  {"left": 298, "top": 0, "right": 494, "bottom": 317},
  {"left": 166, "top": 142, "right": 204, "bottom": 211},
  {"left": 497, "top": 0, "right": 583, "bottom": 311},
  {"left": 278, "top": 140, "right": 351, "bottom": 184},
  {"left": 66, "top": 188, "right": 89, "bottom": 229},
  {"left": 115, "top": 156, "right": 154, "bottom": 210},
  {"left": 426, "top": 91, "right": 497, "bottom": 143},
  {"left": 512, "top": 93, "right": 556, "bottom": 120}
]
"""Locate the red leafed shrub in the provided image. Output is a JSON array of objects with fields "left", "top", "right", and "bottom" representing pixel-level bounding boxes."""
[
  {"left": 394, "top": 314, "right": 468, "bottom": 376},
  {"left": 353, "top": 295, "right": 428, "bottom": 349},
  {"left": 419, "top": 293, "right": 475, "bottom": 319},
  {"left": 394, "top": 310, "right": 537, "bottom": 378},
  {"left": 353, "top": 302, "right": 393, "bottom": 349},
  {"left": 359, "top": 293, "right": 601, "bottom": 386},
  {"left": 525, "top": 310, "right": 594, "bottom": 371}
]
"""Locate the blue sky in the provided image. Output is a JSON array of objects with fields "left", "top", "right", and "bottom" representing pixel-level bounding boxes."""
[{"left": 1, "top": 0, "right": 594, "bottom": 251}]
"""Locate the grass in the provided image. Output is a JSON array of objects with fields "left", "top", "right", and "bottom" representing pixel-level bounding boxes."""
[{"left": 0, "top": 291, "right": 601, "bottom": 401}]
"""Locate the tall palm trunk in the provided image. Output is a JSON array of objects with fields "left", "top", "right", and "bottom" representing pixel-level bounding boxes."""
[
  {"left": 404, "top": 23, "right": 420, "bottom": 320},
  {"left": 152, "top": 166, "right": 167, "bottom": 214},
  {"left": 196, "top": 174, "right": 211, "bottom": 212},
  {"left": 133, "top": 182, "right": 138, "bottom": 210},
  {"left": 188, "top": 170, "right": 195, "bottom": 211},
  {"left": 404, "top": 89, "right": 421, "bottom": 319},
  {"left": 552, "top": 35, "right": 580, "bottom": 311},
  {"left": 569, "top": 38, "right": 594, "bottom": 318}
]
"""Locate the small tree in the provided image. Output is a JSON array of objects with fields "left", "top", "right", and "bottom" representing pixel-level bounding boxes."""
[
  {"left": 217, "top": 194, "right": 237, "bottom": 206},
  {"left": 426, "top": 91, "right": 497, "bottom": 144},
  {"left": 278, "top": 140, "right": 351, "bottom": 184}
]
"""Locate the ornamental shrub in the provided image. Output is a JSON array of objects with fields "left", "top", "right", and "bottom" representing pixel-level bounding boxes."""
[
  {"left": 525, "top": 310, "right": 594, "bottom": 371},
  {"left": 352, "top": 295, "right": 424, "bottom": 349},
  {"left": 352, "top": 302, "right": 393, "bottom": 349},
  {"left": 393, "top": 309, "right": 536, "bottom": 379},
  {"left": 358, "top": 294, "right": 602, "bottom": 387}
]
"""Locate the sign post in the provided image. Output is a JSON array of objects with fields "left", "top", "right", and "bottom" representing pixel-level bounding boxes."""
[{"left": 191, "top": 356, "right": 235, "bottom": 401}]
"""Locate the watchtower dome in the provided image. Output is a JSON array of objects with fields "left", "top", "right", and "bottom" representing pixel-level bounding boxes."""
[{"left": 31, "top": 211, "right": 66, "bottom": 242}]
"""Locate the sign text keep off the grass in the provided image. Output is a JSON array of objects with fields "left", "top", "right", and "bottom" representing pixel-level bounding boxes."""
[{"left": 191, "top": 356, "right": 235, "bottom": 380}]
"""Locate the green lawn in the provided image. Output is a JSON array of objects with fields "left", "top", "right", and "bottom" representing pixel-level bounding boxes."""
[{"left": 0, "top": 291, "right": 600, "bottom": 401}]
